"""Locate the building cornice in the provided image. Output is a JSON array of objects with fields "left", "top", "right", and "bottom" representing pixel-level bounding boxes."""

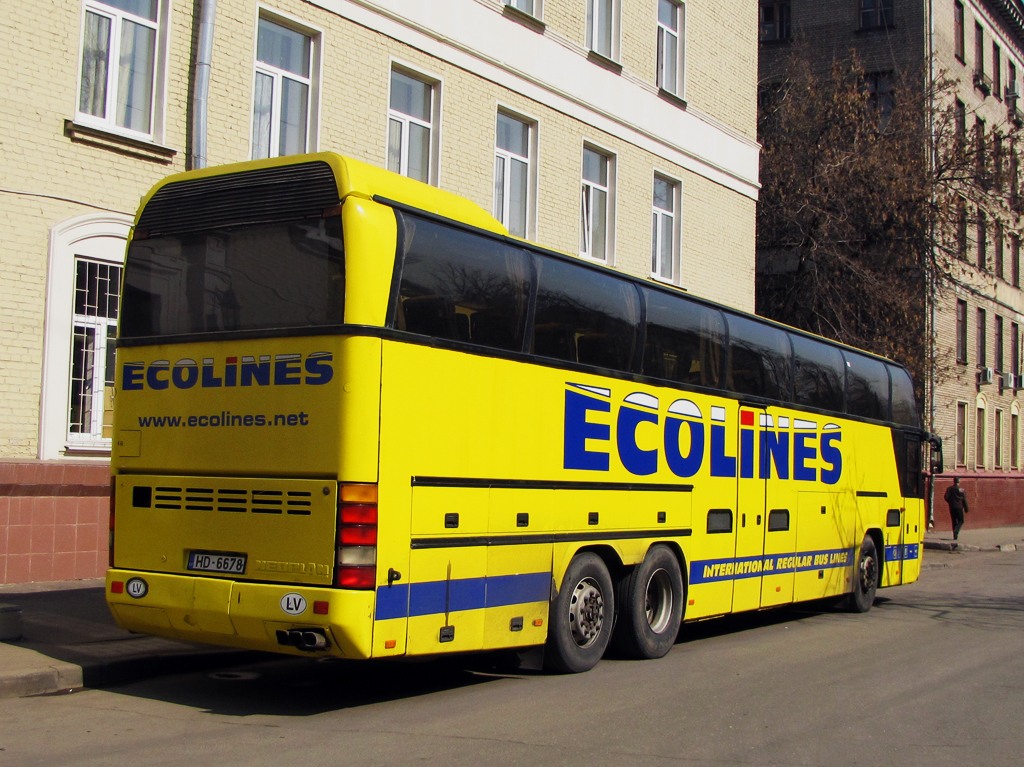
[{"left": 991, "top": 0, "right": 1024, "bottom": 49}]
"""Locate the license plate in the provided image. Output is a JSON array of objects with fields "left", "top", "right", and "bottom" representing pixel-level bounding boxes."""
[{"left": 187, "top": 551, "right": 247, "bottom": 574}]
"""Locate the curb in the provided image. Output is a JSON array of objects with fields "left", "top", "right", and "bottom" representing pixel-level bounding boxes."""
[
  {"left": 923, "top": 540, "right": 1018, "bottom": 553},
  {"left": 0, "top": 643, "right": 268, "bottom": 699},
  {"left": 0, "top": 643, "right": 82, "bottom": 699}
]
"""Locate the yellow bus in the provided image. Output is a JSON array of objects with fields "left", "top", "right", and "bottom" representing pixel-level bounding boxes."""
[{"left": 107, "top": 152, "right": 938, "bottom": 673}]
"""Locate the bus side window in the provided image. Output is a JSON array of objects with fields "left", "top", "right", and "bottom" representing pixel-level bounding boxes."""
[
  {"left": 532, "top": 257, "right": 639, "bottom": 369},
  {"left": 533, "top": 324, "right": 575, "bottom": 361},
  {"left": 401, "top": 295, "right": 458, "bottom": 338},
  {"left": 791, "top": 334, "right": 845, "bottom": 412},
  {"left": 888, "top": 364, "right": 919, "bottom": 427},
  {"left": 845, "top": 351, "right": 890, "bottom": 421},
  {"left": 725, "top": 314, "right": 792, "bottom": 401},
  {"left": 394, "top": 214, "right": 530, "bottom": 351},
  {"left": 642, "top": 288, "right": 725, "bottom": 389}
]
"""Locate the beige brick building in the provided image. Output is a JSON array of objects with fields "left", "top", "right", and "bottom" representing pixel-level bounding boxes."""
[
  {"left": 0, "top": 0, "right": 758, "bottom": 584},
  {"left": 759, "top": 0, "right": 1024, "bottom": 526}
]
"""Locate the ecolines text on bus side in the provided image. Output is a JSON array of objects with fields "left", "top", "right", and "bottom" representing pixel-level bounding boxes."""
[
  {"left": 121, "top": 352, "right": 334, "bottom": 391},
  {"left": 563, "top": 383, "right": 843, "bottom": 483}
]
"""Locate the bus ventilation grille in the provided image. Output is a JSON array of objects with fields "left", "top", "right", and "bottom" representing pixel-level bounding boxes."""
[{"left": 133, "top": 485, "right": 314, "bottom": 516}]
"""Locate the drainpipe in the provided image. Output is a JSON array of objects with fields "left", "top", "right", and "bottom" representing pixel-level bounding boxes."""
[
  {"left": 926, "top": 0, "right": 937, "bottom": 528},
  {"left": 190, "top": 0, "right": 217, "bottom": 170}
]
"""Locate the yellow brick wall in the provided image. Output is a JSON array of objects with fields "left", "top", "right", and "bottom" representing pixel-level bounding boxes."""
[{"left": 0, "top": 0, "right": 757, "bottom": 459}]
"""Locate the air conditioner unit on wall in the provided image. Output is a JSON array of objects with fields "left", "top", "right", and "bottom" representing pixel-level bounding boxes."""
[
  {"left": 1007, "top": 372, "right": 1019, "bottom": 390},
  {"left": 978, "top": 366, "right": 994, "bottom": 385}
]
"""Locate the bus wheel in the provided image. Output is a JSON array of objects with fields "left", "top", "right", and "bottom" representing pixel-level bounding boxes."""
[
  {"left": 612, "top": 545, "right": 684, "bottom": 659},
  {"left": 847, "top": 535, "right": 879, "bottom": 613},
  {"left": 545, "top": 552, "right": 614, "bottom": 673}
]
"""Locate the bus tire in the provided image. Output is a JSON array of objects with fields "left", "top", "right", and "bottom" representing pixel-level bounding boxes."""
[
  {"left": 544, "top": 552, "right": 614, "bottom": 673},
  {"left": 612, "top": 545, "right": 684, "bottom": 659},
  {"left": 847, "top": 535, "right": 879, "bottom": 613}
]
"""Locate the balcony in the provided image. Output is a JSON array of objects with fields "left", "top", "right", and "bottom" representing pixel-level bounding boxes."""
[
  {"left": 1010, "top": 102, "right": 1024, "bottom": 127},
  {"left": 974, "top": 70, "right": 992, "bottom": 95}
]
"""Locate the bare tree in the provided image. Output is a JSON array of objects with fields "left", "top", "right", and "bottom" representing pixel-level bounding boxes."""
[{"left": 757, "top": 48, "right": 1019, "bottom": 414}]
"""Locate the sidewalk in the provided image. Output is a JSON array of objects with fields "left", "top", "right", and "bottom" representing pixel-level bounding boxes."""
[
  {"left": 1, "top": 526, "right": 1022, "bottom": 699},
  {"left": 0, "top": 579, "right": 265, "bottom": 699},
  {"left": 922, "top": 523, "right": 1024, "bottom": 552}
]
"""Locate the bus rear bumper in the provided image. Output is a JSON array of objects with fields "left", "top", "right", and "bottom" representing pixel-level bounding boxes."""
[{"left": 106, "top": 570, "right": 375, "bottom": 659}]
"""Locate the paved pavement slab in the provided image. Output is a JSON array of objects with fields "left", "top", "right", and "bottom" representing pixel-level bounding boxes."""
[{"left": 1, "top": 525, "right": 1021, "bottom": 698}]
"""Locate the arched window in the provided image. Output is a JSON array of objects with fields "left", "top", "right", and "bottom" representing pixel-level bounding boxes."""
[{"left": 40, "top": 214, "right": 132, "bottom": 459}]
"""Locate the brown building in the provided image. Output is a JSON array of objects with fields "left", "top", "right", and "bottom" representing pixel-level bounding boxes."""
[{"left": 758, "top": 0, "right": 1024, "bottom": 528}]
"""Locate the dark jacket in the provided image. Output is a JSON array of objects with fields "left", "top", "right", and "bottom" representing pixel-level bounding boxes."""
[{"left": 944, "top": 485, "right": 968, "bottom": 512}]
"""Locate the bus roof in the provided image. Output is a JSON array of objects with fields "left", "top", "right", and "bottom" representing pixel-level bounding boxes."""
[{"left": 133, "top": 152, "right": 508, "bottom": 237}]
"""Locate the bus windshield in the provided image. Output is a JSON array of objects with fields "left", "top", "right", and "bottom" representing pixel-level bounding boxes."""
[{"left": 120, "top": 216, "right": 344, "bottom": 339}]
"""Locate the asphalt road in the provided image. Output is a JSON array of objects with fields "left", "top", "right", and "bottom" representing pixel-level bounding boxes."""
[{"left": 1, "top": 548, "right": 1021, "bottom": 767}]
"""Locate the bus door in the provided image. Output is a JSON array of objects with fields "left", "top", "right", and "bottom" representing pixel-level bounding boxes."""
[
  {"left": 732, "top": 404, "right": 766, "bottom": 613},
  {"left": 895, "top": 429, "right": 926, "bottom": 584},
  {"left": 760, "top": 411, "right": 798, "bottom": 607},
  {"left": 883, "top": 506, "right": 905, "bottom": 587}
]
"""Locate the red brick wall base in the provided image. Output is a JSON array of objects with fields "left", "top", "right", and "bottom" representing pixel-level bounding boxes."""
[
  {"left": 930, "top": 474, "right": 1024, "bottom": 531},
  {"left": 0, "top": 460, "right": 110, "bottom": 585},
  {"left": 2, "top": 461, "right": 1021, "bottom": 585}
]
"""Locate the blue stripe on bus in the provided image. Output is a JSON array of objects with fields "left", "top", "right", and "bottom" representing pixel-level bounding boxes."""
[
  {"left": 884, "top": 543, "right": 920, "bottom": 562},
  {"left": 689, "top": 547, "right": 856, "bottom": 585},
  {"left": 689, "top": 543, "right": 923, "bottom": 586},
  {"left": 374, "top": 571, "right": 551, "bottom": 620}
]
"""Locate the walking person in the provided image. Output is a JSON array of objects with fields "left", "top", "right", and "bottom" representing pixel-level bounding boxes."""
[{"left": 943, "top": 477, "right": 969, "bottom": 540}]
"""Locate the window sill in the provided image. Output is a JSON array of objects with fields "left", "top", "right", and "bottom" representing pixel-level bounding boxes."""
[
  {"left": 579, "top": 252, "right": 611, "bottom": 267},
  {"left": 62, "top": 443, "right": 112, "bottom": 459},
  {"left": 587, "top": 49, "right": 623, "bottom": 74},
  {"left": 658, "top": 88, "right": 687, "bottom": 110},
  {"left": 502, "top": 4, "right": 545, "bottom": 32},
  {"left": 64, "top": 119, "right": 176, "bottom": 164},
  {"left": 649, "top": 273, "right": 687, "bottom": 292}
]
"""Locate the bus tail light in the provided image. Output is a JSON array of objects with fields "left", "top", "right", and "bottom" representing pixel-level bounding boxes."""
[{"left": 336, "top": 484, "right": 378, "bottom": 589}]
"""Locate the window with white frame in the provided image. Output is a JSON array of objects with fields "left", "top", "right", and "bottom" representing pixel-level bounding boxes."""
[
  {"left": 587, "top": 0, "right": 618, "bottom": 60},
  {"left": 77, "top": 0, "right": 164, "bottom": 137},
  {"left": 506, "top": 0, "right": 540, "bottom": 17},
  {"left": 494, "top": 111, "right": 534, "bottom": 238},
  {"left": 657, "top": 0, "right": 684, "bottom": 96},
  {"left": 388, "top": 68, "right": 437, "bottom": 184},
  {"left": 252, "top": 14, "right": 317, "bottom": 159},
  {"left": 69, "top": 258, "right": 121, "bottom": 445},
  {"left": 651, "top": 174, "right": 680, "bottom": 282},
  {"left": 41, "top": 214, "right": 133, "bottom": 459},
  {"left": 581, "top": 146, "right": 613, "bottom": 262}
]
